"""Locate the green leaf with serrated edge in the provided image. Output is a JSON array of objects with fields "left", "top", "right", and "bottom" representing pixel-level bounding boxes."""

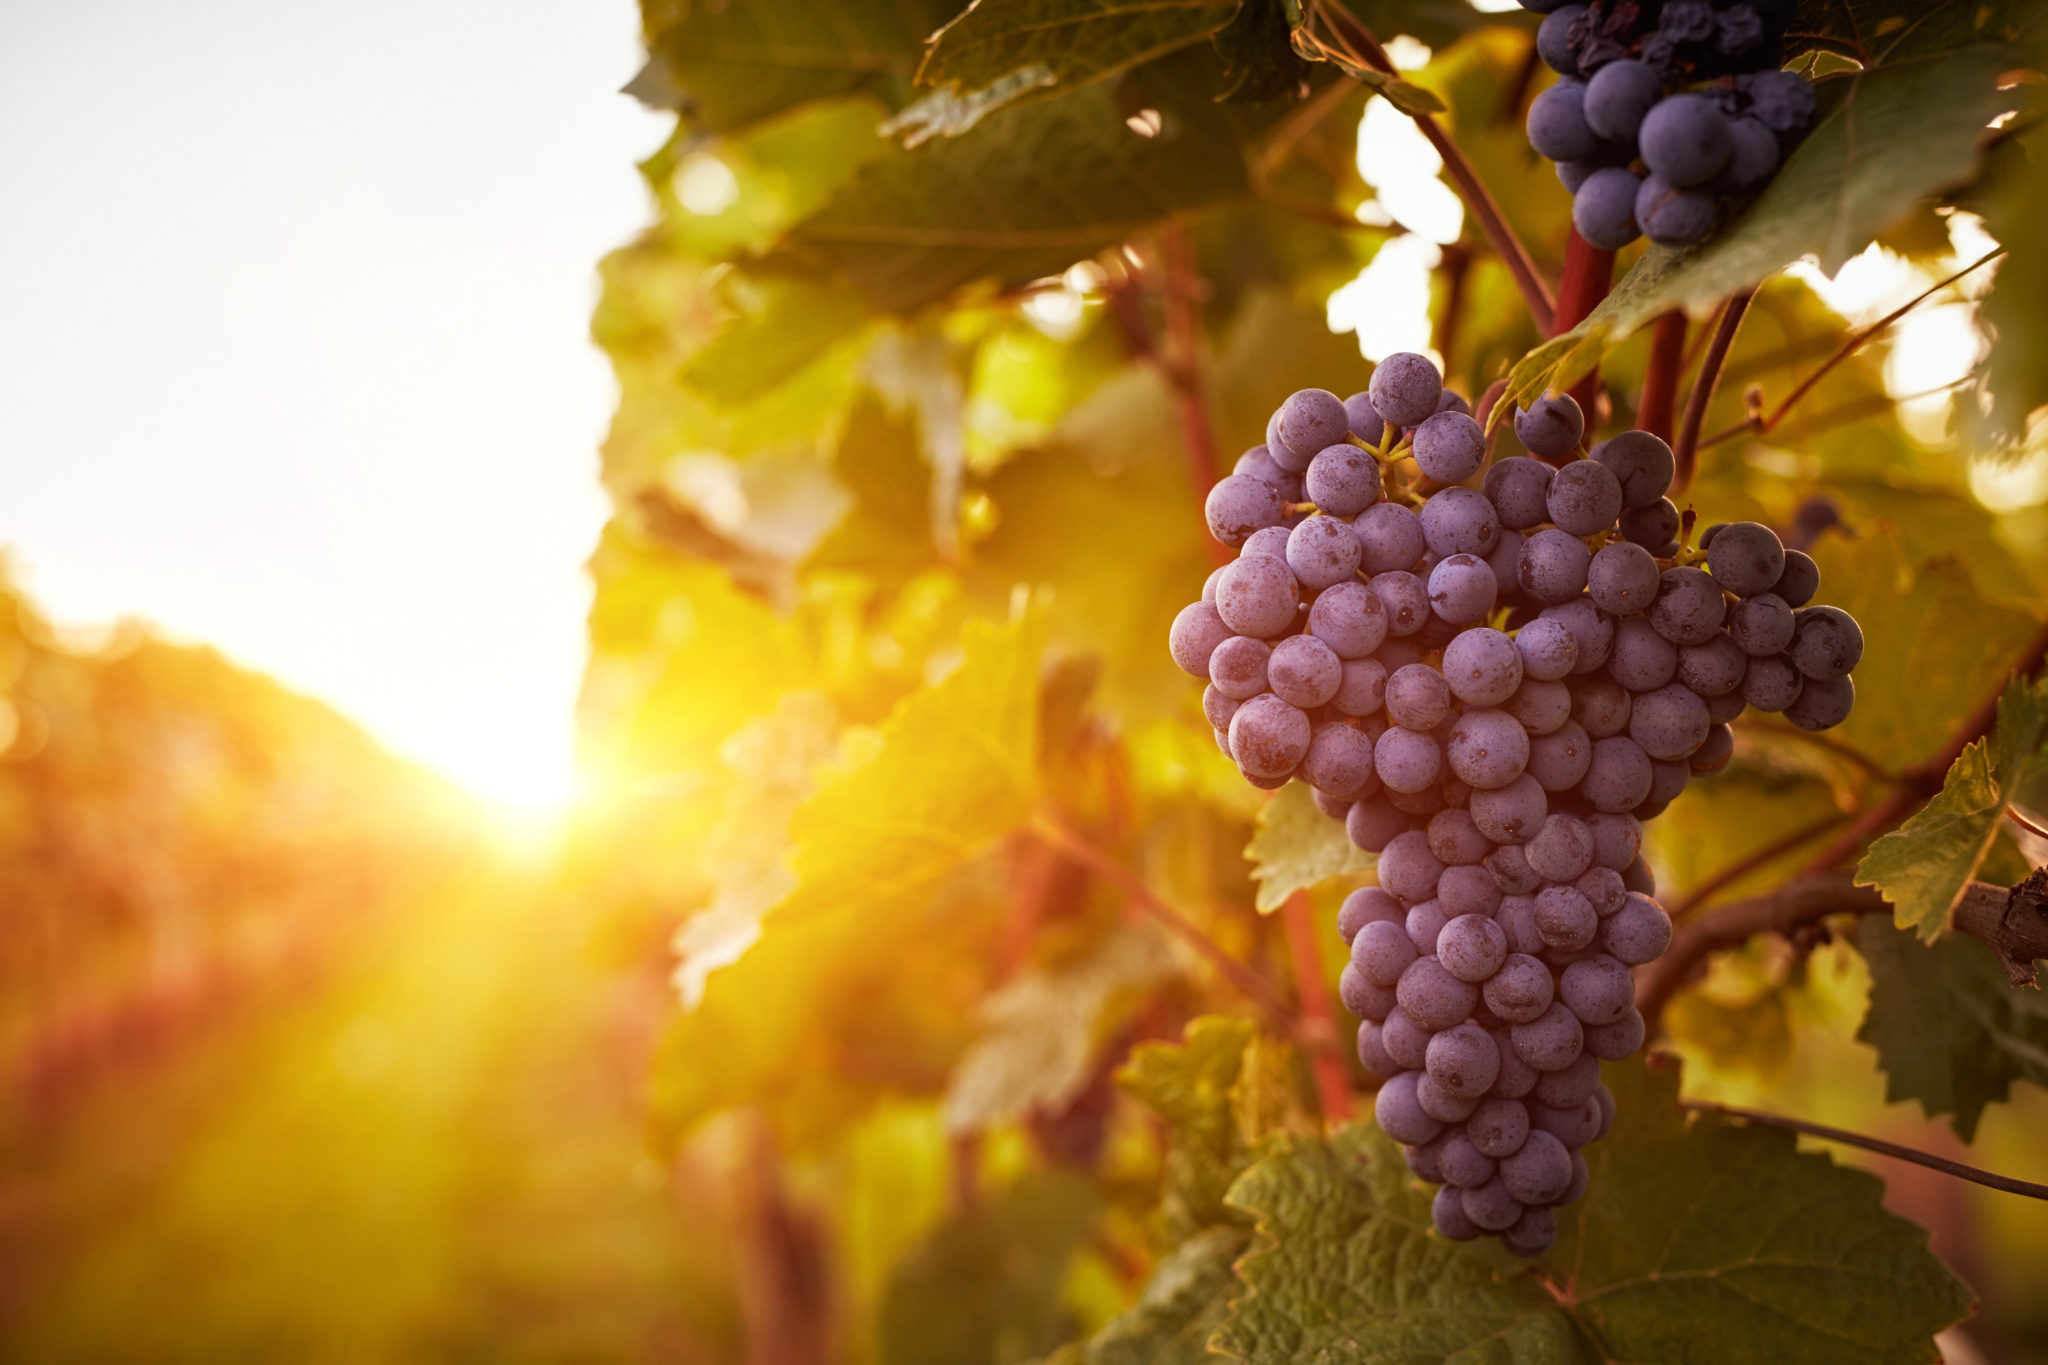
[
  {"left": 1788, "top": 0, "right": 2044, "bottom": 63},
  {"left": 679, "top": 273, "right": 873, "bottom": 406},
  {"left": 944, "top": 922, "right": 1180, "bottom": 1132},
  {"left": 1857, "top": 679, "right": 2048, "bottom": 939},
  {"left": 916, "top": 0, "right": 1238, "bottom": 100},
  {"left": 1856, "top": 915, "right": 2048, "bottom": 1142},
  {"left": 1969, "top": 124, "right": 2048, "bottom": 449},
  {"left": 1246, "top": 782, "right": 1373, "bottom": 914},
  {"left": 878, "top": 1168, "right": 1101, "bottom": 1365},
  {"left": 1550, "top": 1059, "right": 1973, "bottom": 1365},
  {"left": 1505, "top": 46, "right": 2023, "bottom": 409},
  {"left": 777, "top": 606, "right": 1045, "bottom": 926},
  {"left": 1216, "top": 1124, "right": 1585, "bottom": 1363},
  {"left": 639, "top": 0, "right": 959, "bottom": 135},
  {"left": 767, "top": 49, "right": 1258, "bottom": 315},
  {"left": 1045, "top": 1225, "right": 1250, "bottom": 1365},
  {"left": 1117, "top": 1017, "right": 1260, "bottom": 1240},
  {"left": 807, "top": 390, "right": 938, "bottom": 586}
]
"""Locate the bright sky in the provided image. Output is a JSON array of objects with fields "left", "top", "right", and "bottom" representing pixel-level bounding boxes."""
[{"left": 0, "top": 1, "right": 668, "bottom": 808}]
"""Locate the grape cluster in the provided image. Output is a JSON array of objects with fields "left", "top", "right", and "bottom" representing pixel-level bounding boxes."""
[
  {"left": 1519, "top": 0, "right": 1817, "bottom": 248},
  {"left": 1167, "top": 352, "right": 1866, "bottom": 1254}
]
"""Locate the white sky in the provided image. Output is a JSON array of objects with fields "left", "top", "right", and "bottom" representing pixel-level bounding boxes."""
[{"left": 0, "top": 0, "right": 668, "bottom": 806}]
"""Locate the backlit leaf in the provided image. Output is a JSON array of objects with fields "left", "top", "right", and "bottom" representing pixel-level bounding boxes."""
[{"left": 1245, "top": 782, "right": 1372, "bottom": 914}]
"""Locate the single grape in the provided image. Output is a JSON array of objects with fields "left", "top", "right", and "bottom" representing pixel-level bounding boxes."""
[
  {"left": 1465, "top": 1097, "right": 1531, "bottom": 1160},
  {"left": 1414, "top": 411, "right": 1487, "bottom": 483},
  {"left": 1705, "top": 687, "right": 1746, "bottom": 725},
  {"left": 1503, "top": 1204, "right": 1556, "bottom": 1258},
  {"left": 1500, "top": 1128, "right": 1573, "bottom": 1203},
  {"left": 1677, "top": 632, "right": 1747, "bottom": 698},
  {"left": 1447, "top": 708, "right": 1532, "bottom": 790},
  {"left": 1201, "top": 684, "right": 1238, "bottom": 731},
  {"left": 1602, "top": 893, "right": 1672, "bottom": 965},
  {"left": 1586, "top": 811, "right": 1640, "bottom": 871},
  {"left": 1547, "top": 458, "right": 1625, "bottom": 535},
  {"left": 1620, "top": 496, "right": 1681, "bottom": 550},
  {"left": 1575, "top": 865, "right": 1628, "bottom": 917},
  {"left": 1168, "top": 601, "right": 1232, "bottom": 677},
  {"left": 1443, "top": 628, "right": 1524, "bottom": 707},
  {"left": 1789, "top": 605, "right": 1863, "bottom": 681},
  {"left": 1379, "top": 828, "right": 1446, "bottom": 902},
  {"left": 1518, "top": 528, "right": 1593, "bottom": 604},
  {"left": 1690, "top": 721, "right": 1734, "bottom": 773},
  {"left": 1719, "top": 114, "right": 1780, "bottom": 190},
  {"left": 1398, "top": 956, "right": 1481, "bottom": 1032},
  {"left": 1584, "top": 58, "right": 1661, "bottom": 141},
  {"left": 1342, "top": 390, "right": 1386, "bottom": 446},
  {"left": 1270, "top": 635, "right": 1343, "bottom": 709},
  {"left": 1482, "top": 952, "right": 1554, "bottom": 1025},
  {"left": 1241, "top": 525, "right": 1291, "bottom": 560},
  {"left": 1437, "top": 1130, "right": 1499, "bottom": 1189},
  {"left": 1204, "top": 473, "right": 1286, "bottom": 547},
  {"left": 1461, "top": 1176, "right": 1524, "bottom": 1232},
  {"left": 1286, "top": 514, "right": 1363, "bottom": 591},
  {"left": 1439, "top": 914, "right": 1510, "bottom": 984},
  {"left": 1495, "top": 895, "right": 1543, "bottom": 957},
  {"left": 1302, "top": 721, "right": 1376, "bottom": 796},
  {"left": 1487, "top": 843, "right": 1542, "bottom": 896},
  {"left": 1334, "top": 655, "right": 1392, "bottom": 716},
  {"left": 1405, "top": 1139, "right": 1445, "bottom": 1182},
  {"left": 1608, "top": 615, "right": 1680, "bottom": 692},
  {"left": 1511, "top": 1002, "right": 1585, "bottom": 1072},
  {"left": 1381, "top": 1009, "right": 1433, "bottom": 1069},
  {"left": 1483, "top": 456, "right": 1556, "bottom": 530},
  {"left": 1433, "top": 1184, "right": 1481, "bottom": 1239},
  {"left": 1636, "top": 173, "right": 1717, "bottom": 246},
  {"left": 1640, "top": 92, "right": 1733, "bottom": 187},
  {"left": 1573, "top": 166, "right": 1643, "bottom": 249},
  {"left": 1741, "top": 652, "right": 1803, "bottom": 712},
  {"left": 1228, "top": 693, "right": 1311, "bottom": 778},
  {"left": 1305, "top": 445, "right": 1381, "bottom": 517},
  {"left": 1207, "top": 634, "right": 1270, "bottom": 701},
  {"left": 1622, "top": 853, "right": 1657, "bottom": 898},
  {"left": 1534, "top": 884, "right": 1598, "bottom": 952},
  {"left": 1419, "top": 485, "right": 1501, "bottom": 557},
  {"left": 1526, "top": 813, "right": 1595, "bottom": 883},
  {"left": 1516, "top": 393, "right": 1585, "bottom": 461},
  {"left": 1369, "top": 571, "right": 1431, "bottom": 638},
  {"left": 1389, "top": 785, "right": 1448, "bottom": 818},
  {"left": 1427, "top": 809, "right": 1490, "bottom": 867},
  {"left": 1773, "top": 548, "right": 1820, "bottom": 607},
  {"left": 1406, "top": 900, "right": 1449, "bottom": 955},
  {"left": 1339, "top": 886, "right": 1403, "bottom": 943},
  {"left": 1527, "top": 720, "right": 1594, "bottom": 792},
  {"left": 1584, "top": 1008, "right": 1646, "bottom": 1061},
  {"left": 1489, "top": 1028, "right": 1540, "bottom": 1099},
  {"left": 1582, "top": 735, "right": 1653, "bottom": 812},
  {"left": 1429, "top": 554, "right": 1499, "bottom": 626},
  {"left": 1505, "top": 677, "right": 1573, "bottom": 736},
  {"left": 1536, "top": 4, "right": 1587, "bottom": 73},
  {"left": 1727, "top": 592, "right": 1794, "bottom": 657},
  {"left": 1234, "top": 445, "right": 1303, "bottom": 502},
  {"left": 1648, "top": 565, "right": 1727, "bottom": 645},
  {"left": 1356, "top": 1019, "right": 1401, "bottom": 1078},
  {"left": 1353, "top": 502, "right": 1426, "bottom": 575},
  {"left": 1784, "top": 674, "right": 1854, "bottom": 730},
  {"left": 1590, "top": 430, "right": 1675, "bottom": 510},
  {"left": 1215, "top": 553, "right": 1300, "bottom": 637},
  {"left": 1369, "top": 352, "right": 1444, "bottom": 429},
  {"left": 1375, "top": 1070, "right": 1444, "bottom": 1145},
  {"left": 1587, "top": 541, "right": 1660, "bottom": 617},
  {"left": 1485, "top": 530, "right": 1527, "bottom": 605},
  {"left": 1308, "top": 581, "right": 1388, "bottom": 659},
  {"left": 1438, "top": 866, "right": 1504, "bottom": 921},
  {"left": 1534, "top": 1052, "right": 1601, "bottom": 1109},
  {"left": 1556, "top": 159, "right": 1597, "bottom": 193},
  {"left": 1515, "top": 616, "right": 1579, "bottom": 681},
  {"left": 1418, "top": 1072, "right": 1482, "bottom": 1124},
  {"left": 1705, "top": 521, "right": 1786, "bottom": 597},
  {"left": 1559, "top": 953, "right": 1633, "bottom": 1026},
  {"left": 1428, "top": 1020, "right": 1503, "bottom": 1099},
  {"left": 1531, "top": 1093, "right": 1603, "bottom": 1149},
  {"left": 1570, "top": 675, "right": 1631, "bottom": 738},
  {"left": 1527, "top": 78, "right": 1602, "bottom": 162},
  {"left": 1437, "top": 390, "right": 1472, "bottom": 417},
  {"left": 1542, "top": 599, "right": 1615, "bottom": 674},
  {"left": 1275, "top": 389, "right": 1350, "bottom": 468},
  {"left": 1384, "top": 662, "right": 1451, "bottom": 730},
  {"left": 1470, "top": 773, "right": 1548, "bottom": 844},
  {"left": 1341, "top": 962, "right": 1395, "bottom": 1019},
  {"left": 1354, "top": 919, "right": 1419, "bottom": 987}
]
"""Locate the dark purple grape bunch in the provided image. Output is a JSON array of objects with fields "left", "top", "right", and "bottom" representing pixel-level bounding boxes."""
[
  {"left": 1520, "top": 0, "right": 1816, "bottom": 248},
  {"left": 1167, "top": 350, "right": 1867, "bottom": 1255}
]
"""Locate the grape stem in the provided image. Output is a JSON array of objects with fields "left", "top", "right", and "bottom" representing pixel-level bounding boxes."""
[
  {"left": 1679, "top": 1100, "right": 2048, "bottom": 1202},
  {"left": 1280, "top": 889, "right": 1355, "bottom": 1121},
  {"left": 1030, "top": 813, "right": 1304, "bottom": 1036},
  {"left": 1636, "top": 313, "right": 1689, "bottom": 442},
  {"left": 1671, "top": 287, "right": 1756, "bottom": 493},
  {"left": 1310, "top": 2, "right": 1558, "bottom": 333},
  {"left": 1665, "top": 810, "right": 1853, "bottom": 922},
  {"left": 1696, "top": 249, "right": 2006, "bottom": 451},
  {"left": 1637, "top": 870, "right": 2048, "bottom": 1031}
]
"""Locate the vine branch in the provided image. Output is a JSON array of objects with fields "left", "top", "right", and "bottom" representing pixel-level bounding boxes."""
[
  {"left": 1672, "top": 287, "right": 1755, "bottom": 493},
  {"left": 1681, "top": 1100, "right": 2048, "bottom": 1202},
  {"left": 1311, "top": 2, "right": 1556, "bottom": 332},
  {"left": 1666, "top": 810, "right": 1852, "bottom": 922},
  {"left": 1637, "top": 312, "right": 1688, "bottom": 442},
  {"left": 1280, "top": 889, "right": 1354, "bottom": 1121}
]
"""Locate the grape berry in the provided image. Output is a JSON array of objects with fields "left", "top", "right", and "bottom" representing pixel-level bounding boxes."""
[{"left": 1167, "top": 354, "right": 1865, "bottom": 1255}]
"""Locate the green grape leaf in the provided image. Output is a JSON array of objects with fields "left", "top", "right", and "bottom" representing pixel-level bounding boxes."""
[
  {"left": 1506, "top": 46, "right": 2023, "bottom": 407},
  {"left": 766, "top": 51, "right": 1257, "bottom": 314},
  {"left": 680, "top": 273, "right": 874, "bottom": 406},
  {"left": 878, "top": 1168, "right": 1102, "bottom": 1365},
  {"left": 1046, "top": 1225, "right": 1251, "bottom": 1365},
  {"left": 1117, "top": 1017, "right": 1264, "bottom": 1240},
  {"left": 1549, "top": 1060, "right": 1973, "bottom": 1364},
  {"left": 1969, "top": 124, "right": 2048, "bottom": 448},
  {"left": 1856, "top": 914, "right": 2048, "bottom": 1142},
  {"left": 1215, "top": 1123, "right": 1584, "bottom": 1362},
  {"left": 1788, "top": 0, "right": 2045, "bottom": 63},
  {"left": 1245, "top": 782, "right": 1372, "bottom": 914},
  {"left": 638, "top": 0, "right": 958, "bottom": 134},
  {"left": 1213, "top": 0, "right": 1315, "bottom": 104},
  {"left": 1857, "top": 678, "right": 2048, "bottom": 940},
  {"left": 943, "top": 922, "right": 1181, "bottom": 1132},
  {"left": 807, "top": 390, "right": 940, "bottom": 586},
  {"left": 916, "top": 0, "right": 1238, "bottom": 103}
]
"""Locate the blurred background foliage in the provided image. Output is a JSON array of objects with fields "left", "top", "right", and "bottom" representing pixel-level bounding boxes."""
[{"left": 7, "top": 1, "right": 2048, "bottom": 1362}]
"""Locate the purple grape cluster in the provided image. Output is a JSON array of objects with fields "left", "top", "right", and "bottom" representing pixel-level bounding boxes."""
[
  {"left": 1166, "top": 352, "right": 1867, "bottom": 1254},
  {"left": 1520, "top": 0, "right": 1816, "bottom": 248}
]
